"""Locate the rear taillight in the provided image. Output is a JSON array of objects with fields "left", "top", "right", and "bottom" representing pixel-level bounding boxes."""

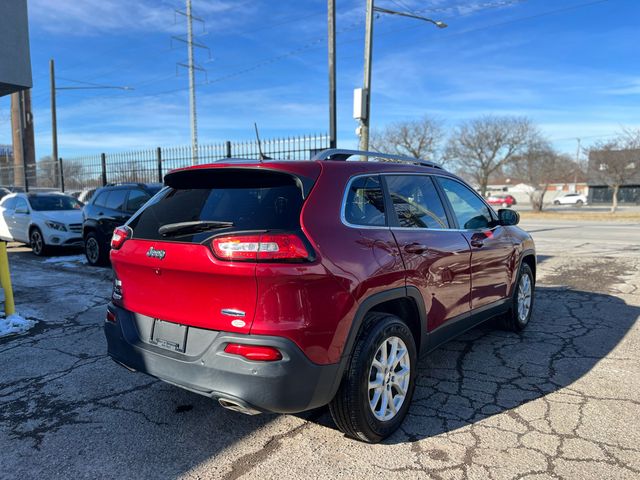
[
  {"left": 211, "top": 233, "right": 310, "bottom": 261},
  {"left": 111, "top": 226, "right": 130, "bottom": 250},
  {"left": 224, "top": 343, "right": 282, "bottom": 361}
]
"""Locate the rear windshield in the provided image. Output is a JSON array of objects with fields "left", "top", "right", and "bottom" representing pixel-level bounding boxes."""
[{"left": 128, "top": 170, "right": 305, "bottom": 243}]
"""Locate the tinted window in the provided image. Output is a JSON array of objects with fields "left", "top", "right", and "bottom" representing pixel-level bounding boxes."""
[
  {"left": 28, "top": 195, "right": 82, "bottom": 211},
  {"left": 105, "top": 190, "right": 127, "bottom": 211},
  {"left": 344, "top": 176, "right": 386, "bottom": 227},
  {"left": 129, "top": 171, "right": 304, "bottom": 243},
  {"left": 94, "top": 192, "right": 109, "bottom": 208},
  {"left": 386, "top": 175, "right": 448, "bottom": 229},
  {"left": 126, "top": 189, "right": 150, "bottom": 213},
  {"left": 438, "top": 177, "right": 493, "bottom": 230},
  {"left": 1, "top": 197, "right": 17, "bottom": 210},
  {"left": 15, "top": 198, "right": 29, "bottom": 213}
]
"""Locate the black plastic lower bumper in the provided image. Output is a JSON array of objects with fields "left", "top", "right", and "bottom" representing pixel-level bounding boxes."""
[{"left": 104, "top": 303, "right": 341, "bottom": 414}]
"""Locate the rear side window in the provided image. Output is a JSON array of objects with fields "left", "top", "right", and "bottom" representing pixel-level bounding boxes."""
[
  {"left": 93, "top": 192, "right": 109, "bottom": 208},
  {"left": 386, "top": 175, "right": 448, "bottom": 229},
  {"left": 1, "top": 197, "right": 17, "bottom": 210},
  {"left": 128, "top": 170, "right": 305, "bottom": 243},
  {"left": 105, "top": 190, "right": 127, "bottom": 211},
  {"left": 437, "top": 177, "right": 493, "bottom": 230},
  {"left": 126, "top": 189, "right": 150, "bottom": 213},
  {"left": 344, "top": 176, "right": 386, "bottom": 227}
]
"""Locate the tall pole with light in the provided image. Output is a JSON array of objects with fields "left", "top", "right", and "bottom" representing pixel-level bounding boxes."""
[
  {"left": 355, "top": 3, "right": 447, "bottom": 152},
  {"left": 49, "top": 58, "right": 133, "bottom": 189}
]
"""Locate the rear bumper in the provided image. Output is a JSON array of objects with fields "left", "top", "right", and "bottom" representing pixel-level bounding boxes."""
[{"left": 104, "top": 303, "right": 341, "bottom": 414}]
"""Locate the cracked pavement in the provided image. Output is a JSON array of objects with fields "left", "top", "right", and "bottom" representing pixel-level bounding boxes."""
[{"left": 1, "top": 220, "right": 639, "bottom": 479}]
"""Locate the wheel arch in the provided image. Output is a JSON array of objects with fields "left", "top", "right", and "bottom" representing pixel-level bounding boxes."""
[{"left": 340, "top": 287, "right": 427, "bottom": 365}]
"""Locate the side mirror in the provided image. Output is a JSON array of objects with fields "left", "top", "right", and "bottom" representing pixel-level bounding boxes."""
[{"left": 498, "top": 208, "right": 519, "bottom": 226}]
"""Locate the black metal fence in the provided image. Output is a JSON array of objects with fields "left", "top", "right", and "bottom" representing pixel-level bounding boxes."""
[{"left": 0, "top": 134, "right": 329, "bottom": 192}]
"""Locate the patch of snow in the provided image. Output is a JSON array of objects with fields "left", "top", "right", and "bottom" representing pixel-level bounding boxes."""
[
  {"left": 0, "top": 314, "right": 36, "bottom": 338},
  {"left": 43, "top": 255, "right": 87, "bottom": 266}
]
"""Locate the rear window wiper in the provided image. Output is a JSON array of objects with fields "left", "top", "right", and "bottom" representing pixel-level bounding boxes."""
[{"left": 158, "top": 220, "right": 234, "bottom": 237}]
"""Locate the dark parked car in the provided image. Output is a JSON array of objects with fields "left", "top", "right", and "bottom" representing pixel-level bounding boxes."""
[
  {"left": 82, "top": 182, "right": 162, "bottom": 266},
  {"left": 105, "top": 149, "right": 536, "bottom": 443}
]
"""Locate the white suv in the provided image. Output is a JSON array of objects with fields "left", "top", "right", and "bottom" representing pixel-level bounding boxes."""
[
  {"left": 553, "top": 193, "right": 588, "bottom": 206},
  {"left": 0, "top": 193, "right": 84, "bottom": 255}
]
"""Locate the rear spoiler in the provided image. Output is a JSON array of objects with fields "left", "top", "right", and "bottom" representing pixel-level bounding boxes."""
[{"left": 164, "top": 167, "right": 315, "bottom": 199}]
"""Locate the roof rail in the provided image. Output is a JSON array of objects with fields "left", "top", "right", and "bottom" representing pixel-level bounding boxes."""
[{"left": 312, "top": 149, "right": 442, "bottom": 169}]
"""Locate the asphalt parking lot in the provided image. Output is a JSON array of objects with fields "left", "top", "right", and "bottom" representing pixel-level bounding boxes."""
[{"left": 1, "top": 219, "right": 639, "bottom": 479}]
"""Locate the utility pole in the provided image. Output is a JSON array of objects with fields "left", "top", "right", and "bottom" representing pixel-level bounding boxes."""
[
  {"left": 50, "top": 59, "right": 59, "bottom": 185},
  {"left": 186, "top": 0, "right": 198, "bottom": 165},
  {"left": 10, "top": 89, "right": 35, "bottom": 190},
  {"left": 174, "top": 2, "right": 208, "bottom": 165},
  {"left": 359, "top": 0, "right": 375, "bottom": 151},
  {"left": 574, "top": 138, "right": 581, "bottom": 189},
  {"left": 328, "top": 0, "right": 337, "bottom": 149}
]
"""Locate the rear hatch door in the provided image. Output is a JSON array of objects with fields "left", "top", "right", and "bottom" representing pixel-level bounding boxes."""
[{"left": 111, "top": 165, "right": 319, "bottom": 333}]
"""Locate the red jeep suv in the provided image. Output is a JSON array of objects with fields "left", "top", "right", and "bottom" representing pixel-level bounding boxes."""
[{"left": 105, "top": 149, "right": 535, "bottom": 443}]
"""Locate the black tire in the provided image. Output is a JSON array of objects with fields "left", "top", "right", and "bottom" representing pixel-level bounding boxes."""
[
  {"left": 84, "top": 232, "right": 109, "bottom": 266},
  {"left": 553, "top": 200, "right": 560, "bottom": 205},
  {"left": 503, "top": 263, "right": 534, "bottom": 332},
  {"left": 30, "top": 227, "right": 49, "bottom": 256},
  {"left": 576, "top": 199, "right": 584, "bottom": 207},
  {"left": 329, "top": 312, "right": 417, "bottom": 443}
]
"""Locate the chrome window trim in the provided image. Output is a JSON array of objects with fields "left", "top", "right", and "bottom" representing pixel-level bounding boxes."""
[
  {"left": 340, "top": 172, "right": 497, "bottom": 232},
  {"left": 340, "top": 174, "right": 390, "bottom": 230}
]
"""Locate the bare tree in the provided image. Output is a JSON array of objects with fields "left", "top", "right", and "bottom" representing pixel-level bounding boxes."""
[
  {"left": 509, "top": 142, "right": 576, "bottom": 212},
  {"left": 370, "top": 116, "right": 444, "bottom": 161},
  {"left": 36, "top": 156, "right": 59, "bottom": 188},
  {"left": 589, "top": 128, "right": 640, "bottom": 212},
  {"left": 445, "top": 116, "right": 540, "bottom": 196}
]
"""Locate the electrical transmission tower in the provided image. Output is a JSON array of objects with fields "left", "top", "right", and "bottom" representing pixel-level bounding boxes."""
[{"left": 174, "top": 0, "right": 210, "bottom": 165}]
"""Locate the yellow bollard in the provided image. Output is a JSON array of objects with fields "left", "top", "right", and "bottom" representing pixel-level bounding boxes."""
[{"left": 0, "top": 241, "right": 15, "bottom": 316}]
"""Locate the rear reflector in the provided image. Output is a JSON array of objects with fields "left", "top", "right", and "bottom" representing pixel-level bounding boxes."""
[
  {"left": 224, "top": 343, "right": 283, "bottom": 361},
  {"left": 106, "top": 310, "right": 116, "bottom": 323},
  {"left": 111, "top": 226, "right": 130, "bottom": 250},
  {"left": 211, "top": 233, "right": 309, "bottom": 261}
]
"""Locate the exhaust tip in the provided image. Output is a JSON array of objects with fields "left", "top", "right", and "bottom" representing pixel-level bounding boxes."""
[{"left": 218, "top": 398, "right": 261, "bottom": 416}]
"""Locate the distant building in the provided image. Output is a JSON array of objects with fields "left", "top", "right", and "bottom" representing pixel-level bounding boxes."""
[{"left": 588, "top": 149, "right": 640, "bottom": 204}]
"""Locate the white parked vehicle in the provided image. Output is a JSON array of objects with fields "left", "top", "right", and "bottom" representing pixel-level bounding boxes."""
[
  {"left": 0, "top": 193, "right": 84, "bottom": 255},
  {"left": 553, "top": 193, "right": 588, "bottom": 206}
]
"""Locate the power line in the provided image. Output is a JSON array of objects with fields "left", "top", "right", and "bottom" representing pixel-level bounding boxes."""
[{"left": 49, "top": 0, "right": 616, "bottom": 120}]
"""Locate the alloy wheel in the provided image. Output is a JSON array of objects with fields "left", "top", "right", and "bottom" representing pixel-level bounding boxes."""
[
  {"left": 31, "top": 230, "right": 43, "bottom": 255},
  {"left": 368, "top": 336, "right": 411, "bottom": 421},
  {"left": 86, "top": 237, "right": 100, "bottom": 264},
  {"left": 517, "top": 273, "right": 532, "bottom": 323}
]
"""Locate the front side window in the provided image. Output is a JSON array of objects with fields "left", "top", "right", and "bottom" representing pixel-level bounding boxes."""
[
  {"left": 344, "top": 176, "right": 386, "bottom": 227},
  {"left": 437, "top": 177, "right": 493, "bottom": 230},
  {"left": 386, "top": 175, "right": 448, "bottom": 229}
]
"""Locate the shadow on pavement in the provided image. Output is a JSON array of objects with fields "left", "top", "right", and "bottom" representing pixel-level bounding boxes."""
[{"left": 383, "top": 286, "right": 640, "bottom": 443}]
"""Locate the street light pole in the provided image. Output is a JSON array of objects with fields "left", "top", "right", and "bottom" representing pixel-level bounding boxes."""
[
  {"left": 357, "top": 3, "right": 447, "bottom": 152},
  {"left": 359, "top": 0, "right": 375, "bottom": 151},
  {"left": 328, "top": 0, "right": 337, "bottom": 149},
  {"left": 49, "top": 58, "right": 133, "bottom": 187},
  {"left": 50, "top": 59, "right": 59, "bottom": 184}
]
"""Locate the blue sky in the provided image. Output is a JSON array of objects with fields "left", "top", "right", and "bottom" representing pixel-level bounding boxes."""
[{"left": 0, "top": 0, "right": 638, "bottom": 160}]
